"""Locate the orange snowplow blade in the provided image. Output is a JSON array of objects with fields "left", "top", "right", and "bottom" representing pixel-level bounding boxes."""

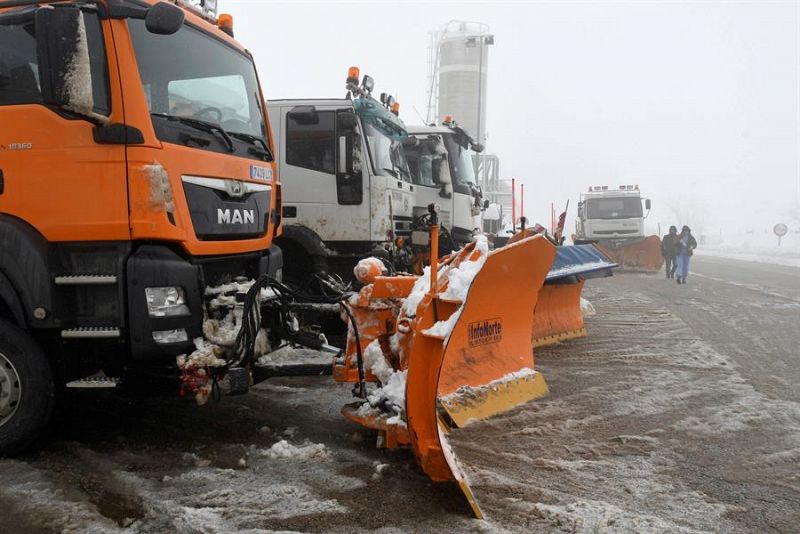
[
  {"left": 532, "top": 280, "right": 587, "bottom": 347},
  {"left": 336, "top": 235, "right": 555, "bottom": 518},
  {"left": 596, "top": 235, "right": 663, "bottom": 271}
]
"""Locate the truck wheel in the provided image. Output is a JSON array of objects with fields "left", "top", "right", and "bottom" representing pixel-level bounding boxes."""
[{"left": 0, "top": 319, "right": 54, "bottom": 456}]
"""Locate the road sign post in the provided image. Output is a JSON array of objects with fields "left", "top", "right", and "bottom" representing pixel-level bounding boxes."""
[{"left": 773, "top": 223, "right": 788, "bottom": 247}]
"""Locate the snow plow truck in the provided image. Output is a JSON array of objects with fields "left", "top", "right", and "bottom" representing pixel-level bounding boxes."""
[
  {"left": 574, "top": 185, "right": 663, "bottom": 271},
  {"left": 0, "top": 3, "right": 557, "bottom": 516}
]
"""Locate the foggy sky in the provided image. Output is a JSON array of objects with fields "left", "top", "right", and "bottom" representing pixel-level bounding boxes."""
[{"left": 222, "top": 0, "right": 799, "bottom": 236}]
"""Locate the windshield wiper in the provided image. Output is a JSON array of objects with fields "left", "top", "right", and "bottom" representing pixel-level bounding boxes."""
[
  {"left": 382, "top": 167, "right": 400, "bottom": 178},
  {"left": 152, "top": 113, "right": 235, "bottom": 153},
  {"left": 228, "top": 131, "right": 273, "bottom": 161}
]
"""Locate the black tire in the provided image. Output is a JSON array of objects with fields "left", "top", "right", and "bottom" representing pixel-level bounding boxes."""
[{"left": 0, "top": 318, "right": 54, "bottom": 456}]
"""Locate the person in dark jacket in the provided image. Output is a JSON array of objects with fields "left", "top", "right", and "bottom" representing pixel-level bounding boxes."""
[
  {"left": 675, "top": 225, "right": 697, "bottom": 284},
  {"left": 661, "top": 225, "right": 680, "bottom": 279}
]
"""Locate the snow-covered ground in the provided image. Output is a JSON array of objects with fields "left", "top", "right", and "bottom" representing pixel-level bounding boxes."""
[
  {"left": 1, "top": 274, "right": 798, "bottom": 532},
  {"left": 694, "top": 228, "right": 800, "bottom": 267}
]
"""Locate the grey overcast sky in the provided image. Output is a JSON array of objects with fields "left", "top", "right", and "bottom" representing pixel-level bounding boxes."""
[{"left": 221, "top": 0, "right": 799, "bottom": 236}]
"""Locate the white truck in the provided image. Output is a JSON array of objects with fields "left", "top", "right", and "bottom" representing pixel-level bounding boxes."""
[
  {"left": 575, "top": 185, "right": 662, "bottom": 271},
  {"left": 404, "top": 118, "right": 485, "bottom": 249},
  {"left": 576, "top": 185, "right": 650, "bottom": 244},
  {"left": 267, "top": 70, "right": 485, "bottom": 284},
  {"left": 267, "top": 69, "right": 416, "bottom": 284}
]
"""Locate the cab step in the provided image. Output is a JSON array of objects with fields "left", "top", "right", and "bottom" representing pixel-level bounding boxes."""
[
  {"left": 61, "top": 327, "right": 121, "bottom": 339},
  {"left": 66, "top": 373, "right": 120, "bottom": 389},
  {"left": 54, "top": 275, "right": 118, "bottom": 285}
]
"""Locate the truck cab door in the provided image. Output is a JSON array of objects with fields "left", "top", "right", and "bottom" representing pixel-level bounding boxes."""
[
  {"left": 0, "top": 8, "right": 129, "bottom": 243},
  {"left": 271, "top": 104, "right": 370, "bottom": 242}
]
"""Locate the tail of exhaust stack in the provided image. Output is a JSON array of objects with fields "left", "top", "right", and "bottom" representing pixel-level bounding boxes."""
[{"left": 336, "top": 234, "right": 556, "bottom": 518}]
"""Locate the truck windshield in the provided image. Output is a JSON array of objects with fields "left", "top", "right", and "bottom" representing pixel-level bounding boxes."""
[
  {"left": 128, "top": 19, "right": 268, "bottom": 157},
  {"left": 405, "top": 135, "right": 450, "bottom": 187},
  {"left": 364, "top": 122, "right": 412, "bottom": 182},
  {"left": 586, "top": 197, "right": 643, "bottom": 219},
  {"left": 443, "top": 134, "right": 477, "bottom": 186}
]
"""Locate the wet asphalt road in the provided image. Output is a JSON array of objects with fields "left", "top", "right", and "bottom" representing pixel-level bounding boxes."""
[{"left": 0, "top": 255, "right": 798, "bottom": 533}]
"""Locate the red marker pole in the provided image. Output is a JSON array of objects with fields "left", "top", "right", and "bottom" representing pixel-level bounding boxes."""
[
  {"left": 511, "top": 178, "right": 516, "bottom": 232},
  {"left": 520, "top": 183, "right": 525, "bottom": 224}
]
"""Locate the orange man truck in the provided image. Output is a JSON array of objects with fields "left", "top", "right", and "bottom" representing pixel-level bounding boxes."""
[{"left": 0, "top": 0, "right": 286, "bottom": 453}]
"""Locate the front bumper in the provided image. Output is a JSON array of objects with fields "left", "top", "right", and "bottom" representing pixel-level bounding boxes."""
[{"left": 127, "top": 244, "right": 282, "bottom": 361}]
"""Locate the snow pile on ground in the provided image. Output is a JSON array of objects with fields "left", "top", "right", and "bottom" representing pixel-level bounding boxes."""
[
  {"left": 260, "top": 440, "right": 329, "bottom": 460},
  {"left": 696, "top": 246, "right": 800, "bottom": 268},
  {"left": 696, "top": 228, "right": 800, "bottom": 267}
]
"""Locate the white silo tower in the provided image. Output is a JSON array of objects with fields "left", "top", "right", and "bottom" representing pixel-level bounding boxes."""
[
  {"left": 426, "top": 21, "right": 510, "bottom": 229},
  {"left": 426, "top": 20, "right": 494, "bottom": 147}
]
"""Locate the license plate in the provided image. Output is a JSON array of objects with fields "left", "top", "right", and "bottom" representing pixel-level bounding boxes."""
[{"left": 250, "top": 165, "right": 273, "bottom": 181}]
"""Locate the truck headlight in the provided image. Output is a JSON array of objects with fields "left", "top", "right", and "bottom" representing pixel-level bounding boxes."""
[
  {"left": 145, "top": 287, "right": 190, "bottom": 317},
  {"left": 152, "top": 329, "right": 189, "bottom": 344}
]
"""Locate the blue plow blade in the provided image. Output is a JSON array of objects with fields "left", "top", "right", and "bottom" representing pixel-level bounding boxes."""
[{"left": 545, "top": 244, "right": 618, "bottom": 283}]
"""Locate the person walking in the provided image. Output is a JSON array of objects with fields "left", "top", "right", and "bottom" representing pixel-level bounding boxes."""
[
  {"left": 675, "top": 225, "right": 697, "bottom": 284},
  {"left": 661, "top": 225, "right": 679, "bottom": 279}
]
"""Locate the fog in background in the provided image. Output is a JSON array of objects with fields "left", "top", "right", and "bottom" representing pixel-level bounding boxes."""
[{"left": 223, "top": 0, "right": 799, "bottom": 243}]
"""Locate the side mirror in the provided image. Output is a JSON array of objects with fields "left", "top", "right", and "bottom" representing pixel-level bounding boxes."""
[
  {"left": 145, "top": 2, "right": 185, "bottom": 35},
  {"left": 337, "top": 111, "right": 358, "bottom": 131},
  {"left": 472, "top": 142, "right": 485, "bottom": 153},
  {"left": 483, "top": 199, "right": 490, "bottom": 209},
  {"left": 36, "top": 6, "right": 100, "bottom": 118},
  {"left": 645, "top": 198, "right": 652, "bottom": 210},
  {"left": 288, "top": 105, "right": 318, "bottom": 125},
  {"left": 402, "top": 137, "right": 420, "bottom": 149}
]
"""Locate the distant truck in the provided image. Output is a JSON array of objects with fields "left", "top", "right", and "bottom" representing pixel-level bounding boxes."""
[{"left": 574, "top": 185, "right": 663, "bottom": 271}]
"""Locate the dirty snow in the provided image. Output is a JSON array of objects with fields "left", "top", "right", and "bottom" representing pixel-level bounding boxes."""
[
  {"left": 260, "top": 440, "right": 329, "bottom": 460},
  {"left": 143, "top": 163, "right": 175, "bottom": 213},
  {"left": 2, "top": 274, "right": 798, "bottom": 532},
  {"left": 62, "top": 14, "right": 108, "bottom": 123},
  {"left": 580, "top": 297, "right": 595, "bottom": 317},
  {"left": 361, "top": 340, "right": 408, "bottom": 424}
]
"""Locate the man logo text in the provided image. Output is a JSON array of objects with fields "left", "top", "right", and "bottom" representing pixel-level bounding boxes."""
[{"left": 217, "top": 209, "right": 255, "bottom": 225}]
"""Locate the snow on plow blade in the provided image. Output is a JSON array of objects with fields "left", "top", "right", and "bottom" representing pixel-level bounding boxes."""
[
  {"left": 533, "top": 244, "right": 617, "bottom": 347},
  {"left": 336, "top": 234, "right": 555, "bottom": 518},
  {"left": 596, "top": 235, "right": 664, "bottom": 272}
]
